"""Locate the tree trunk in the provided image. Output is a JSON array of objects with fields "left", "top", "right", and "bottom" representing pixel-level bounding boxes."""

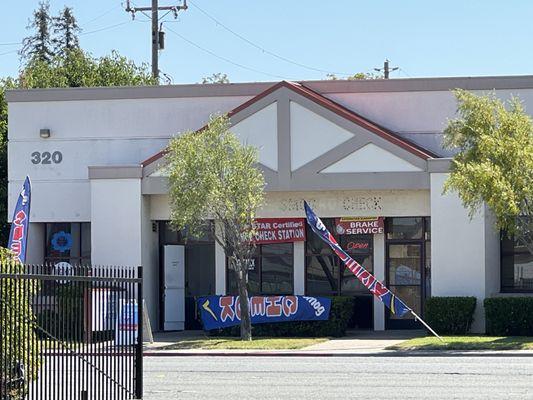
[{"left": 235, "top": 260, "right": 252, "bottom": 341}]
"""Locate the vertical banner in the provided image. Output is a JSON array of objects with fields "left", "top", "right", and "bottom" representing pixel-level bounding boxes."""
[
  {"left": 304, "top": 201, "right": 411, "bottom": 317},
  {"left": 8, "top": 176, "right": 31, "bottom": 263}
]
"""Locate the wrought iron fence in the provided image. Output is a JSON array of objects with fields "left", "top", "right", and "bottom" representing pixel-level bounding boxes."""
[{"left": 0, "top": 264, "right": 143, "bottom": 400}]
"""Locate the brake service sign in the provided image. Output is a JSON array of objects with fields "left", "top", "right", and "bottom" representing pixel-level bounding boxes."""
[
  {"left": 253, "top": 218, "right": 306, "bottom": 244},
  {"left": 335, "top": 217, "right": 384, "bottom": 235}
]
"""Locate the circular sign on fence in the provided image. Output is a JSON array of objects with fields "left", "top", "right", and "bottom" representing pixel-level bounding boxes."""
[{"left": 53, "top": 261, "right": 73, "bottom": 284}]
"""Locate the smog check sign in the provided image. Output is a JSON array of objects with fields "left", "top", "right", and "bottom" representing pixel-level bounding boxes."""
[
  {"left": 253, "top": 218, "right": 306, "bottom": 244},
  {"left": 335, "top": 217, "right": 384, "bottom": 235}
]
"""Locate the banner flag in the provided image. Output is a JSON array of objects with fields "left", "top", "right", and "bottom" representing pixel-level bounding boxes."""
[
  {"left": 304, "top": 201, "right": 411, "bottom": 317},
  {"left": 8, "top": 176, "right": 31, "bottom": 263},
  {"left": 197, "top": 295, "right": 331, "bottom": 330}
]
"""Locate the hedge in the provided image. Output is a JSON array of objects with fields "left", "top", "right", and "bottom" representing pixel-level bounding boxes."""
[
  {"left": 0, "top": 248, "right": 40, "bottom": 395},
  {"left": 424, "top": 296, "right": 477, "bottom": 334},
  {"left": 209, "top": 296, "right": 356, "bottom": 337},
  {"left": 484, "top": 297, "right": 533, "bottom": 336}
]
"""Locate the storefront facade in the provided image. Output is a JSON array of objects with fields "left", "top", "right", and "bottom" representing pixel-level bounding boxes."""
[{"left": 7, "top": 77, "right": 532, "bottom": 333}]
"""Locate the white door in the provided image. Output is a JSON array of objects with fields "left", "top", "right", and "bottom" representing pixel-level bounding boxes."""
[{"left": 163, "top": 245, "right": 185, "bottom": 331}]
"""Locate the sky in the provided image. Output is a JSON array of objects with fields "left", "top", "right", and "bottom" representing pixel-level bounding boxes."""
[{"left": 1, "top": 1, "right": 533, "bottom": 84}]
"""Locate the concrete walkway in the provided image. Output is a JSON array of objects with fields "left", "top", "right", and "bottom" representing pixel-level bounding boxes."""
[
  {"left": 143, "top": 329, "right": 425, "bottom": 356},
  {"left": 303, "top": 329, "right": 425, "bottom": 352}
]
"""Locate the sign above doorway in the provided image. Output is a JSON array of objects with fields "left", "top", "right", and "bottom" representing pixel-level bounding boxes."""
[{"left": 335, "top": 217, "right": 384, "bottom": 235}]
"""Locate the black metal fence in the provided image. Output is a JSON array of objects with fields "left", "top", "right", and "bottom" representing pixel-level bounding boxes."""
[{"left": 0, "top": 264, "right": 143, "bottom": 400}]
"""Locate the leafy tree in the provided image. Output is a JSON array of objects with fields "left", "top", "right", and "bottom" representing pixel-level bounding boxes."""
[
  {"left": 20, "top": 1, "right": 54, "bottom": 62},
  {"left": 443, "top": 89, "right": 533, "bottom": 253},
  {"left": 167, "top": 115, "right": 265, "bottom": 340},
  {"left": 19, "top": 49, "right": 156, "bottom": 89},
  {"left": 52, "top": 6, "right": 80, "bottom": 56},
  {"left": 201, "top": 73, "right": 230, "bottom": 84},
  {"left": 0, "top": 248, "right": 40, "bottom": 396},
  {"left": 0, "top": 79, "right": 16, "bottom": 246}
]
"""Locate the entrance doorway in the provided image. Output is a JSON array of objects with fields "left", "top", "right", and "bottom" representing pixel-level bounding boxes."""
[
  {"left": 385, "top": 217, "right": 431, "bottom": 329},
  {"left": 158, "top": 221, "right": 215, "bottom": 330}
]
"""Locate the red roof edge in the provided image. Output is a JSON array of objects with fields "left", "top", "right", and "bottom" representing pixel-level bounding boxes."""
[{"left": 142, "top": 80, "right": 435, "bottom": 168}]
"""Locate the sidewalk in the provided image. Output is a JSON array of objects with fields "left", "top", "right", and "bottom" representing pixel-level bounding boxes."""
[{"left": 143, "top": 329, "right": 427, "bottom": 356}]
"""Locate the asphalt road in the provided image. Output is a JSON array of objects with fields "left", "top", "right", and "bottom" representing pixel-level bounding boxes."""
[{"left": 143, "top": 355, "right": 533, "bottom": 399}]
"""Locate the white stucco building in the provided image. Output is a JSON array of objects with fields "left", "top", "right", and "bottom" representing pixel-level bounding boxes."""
[{"left": 6, "top": 76, "right": 533, "bottom": 332}]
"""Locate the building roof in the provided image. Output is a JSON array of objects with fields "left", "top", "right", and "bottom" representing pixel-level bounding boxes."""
[
  {"left": 141, "top": 80, "right": 436, "bottom": 168},
  {"left": 7, "top": 75, "right": 533, "bottom": 102}
]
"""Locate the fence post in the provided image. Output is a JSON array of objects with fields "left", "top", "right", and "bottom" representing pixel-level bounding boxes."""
[{"left": 135, "top": 266, "right": 144, "bottom": 399}]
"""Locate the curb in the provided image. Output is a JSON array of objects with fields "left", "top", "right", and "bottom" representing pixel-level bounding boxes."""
[{"left": 143, "top": 349, "right": 533, "bottom": 358}]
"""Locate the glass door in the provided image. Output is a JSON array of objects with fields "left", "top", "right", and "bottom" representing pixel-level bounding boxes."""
[
  {"left": 386, "top": 243, "right": 423, "bottom": 329},
  {"left": 385, "top": 217, "right": 430, "bottom": 329}
]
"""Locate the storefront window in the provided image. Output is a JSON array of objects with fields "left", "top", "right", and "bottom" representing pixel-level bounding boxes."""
[
  {"left": 227, "top": 243, "right": 294, "bottom": 295},
  {"left": 386, "top": 217, "right": 423, "bottom": 240},
  {"left": 501, "top": 231, "right": 533, "bottom": 292},
  {"left": 45, "top": 222, "right": 91, "bottom": 266},
  {"left": 305, "top": 218, "right": 374, "bottom": 296}
]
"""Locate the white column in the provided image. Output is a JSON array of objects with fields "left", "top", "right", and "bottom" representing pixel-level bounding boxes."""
[
  {"left": 91, "top": 178, "right": 142, "bottom": 267},
  {"left": 373, "top": 233, "right": 385, "bottom": 331},
  {"left": 293, "top": 241, "right": 305, "bottom": 295},
  {"left": 215, "top": 241, "right": 226, "bottom": 295},
  {"left": 26, "top": 223, "right": 45, "bottom": 265},
  {"left": 431, "top": 172, "right": 490, "bottom": 333}
]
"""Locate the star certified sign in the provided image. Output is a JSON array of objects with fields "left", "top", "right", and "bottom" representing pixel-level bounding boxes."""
[{"left": 253, "top": 218, "right": 306, "bottom": 244}]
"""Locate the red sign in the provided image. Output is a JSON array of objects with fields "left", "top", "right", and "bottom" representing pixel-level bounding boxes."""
[
  {"left": 335, "top": 217, "right": 384, "bottom": 235},
  {"left": 253, "top": 218, "right": 306, "bottom": 244}
]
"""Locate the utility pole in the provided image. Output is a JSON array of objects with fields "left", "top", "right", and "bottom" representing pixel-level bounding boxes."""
[
  {"left": 125, "top": 0, "right": 188, "bottom": 81},
  {"left": 374, "top": 59, "right": 399, "bottom": 79}
]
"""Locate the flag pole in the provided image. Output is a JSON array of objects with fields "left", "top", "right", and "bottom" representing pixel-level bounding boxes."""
[{"left": 410, "top": 310, "right": 445, "bottom": 342}]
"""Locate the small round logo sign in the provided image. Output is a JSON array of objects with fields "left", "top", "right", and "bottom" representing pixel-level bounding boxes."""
[{"left": 51, "top": 231, "right": 73, "bottom": 253}]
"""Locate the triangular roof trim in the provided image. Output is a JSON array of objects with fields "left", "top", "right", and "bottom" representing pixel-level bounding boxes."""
[{"left": 141, "top": 80, "right": 435, "bottom": 171}]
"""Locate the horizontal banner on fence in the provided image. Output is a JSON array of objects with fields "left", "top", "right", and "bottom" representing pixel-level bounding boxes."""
[
  {"left": 253, "top": 218, "right": 306, "bottom": 244},
  {"left": 197, "top": 295, "right": 331, "bottom": 330}
]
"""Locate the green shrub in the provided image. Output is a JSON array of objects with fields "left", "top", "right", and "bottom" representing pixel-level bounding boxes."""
[
  {"left": 424, "top": 296, "right": 477, "bottom": 334},
  {"left": 209, "top": 296, "right": 356, "bottom": 338},
  {"left": 0, "top": 248, "right": 40, "bottom": 395},
  {"left": 484, "top": 297, "right": 533, "bottom": 336}
]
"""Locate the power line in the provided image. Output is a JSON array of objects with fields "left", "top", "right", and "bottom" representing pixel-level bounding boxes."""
[
  {"left": 188, "top": 0, "right": 354, "bottom": 77},
  {"left": 0, "top": 49, "right": 19, "bottom": 57},
  {"left": 79, "top": 21, "right": 131, "bottom": 36},
  {"left": 81, "top": 4, "right": 123, "bottom": 26},
  {"left": 165, "top": 26, "right": 290, "bottom": 80}
]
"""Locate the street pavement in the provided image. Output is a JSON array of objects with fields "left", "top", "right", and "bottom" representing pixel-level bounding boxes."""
[{"left": 143, "top": 354, "right": 533, "bottom": 399}]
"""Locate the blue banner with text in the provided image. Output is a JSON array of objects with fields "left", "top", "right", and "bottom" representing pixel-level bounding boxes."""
[{"left": 197, "top": 295, "right": 331, "bottom": 330}]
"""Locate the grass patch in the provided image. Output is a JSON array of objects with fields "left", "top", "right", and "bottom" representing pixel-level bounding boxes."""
[
  {"left": 388, "top": 336, "right": 533, "bottom": 351},
  {"left": 160, "top": 337, "right": 329, "bottom": 350}
]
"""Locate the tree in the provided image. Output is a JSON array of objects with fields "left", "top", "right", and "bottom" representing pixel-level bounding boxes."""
[
  {"left": 52, "top": 6, "right": 80, "bottom": 56},
  {"left": 20, "top": 1, "right": 54, "bottom": 62},
  {"left": 0, "top": 248, "right": 40, "bottom": 396},
  {"left": 201, "top": 73, "right": 230, "bottom": 84},
  {"left": 0, "top": 79, "right": 16, "bottom": 246},
  {"left": 443, "top": 89, "right": 533, "bottom": 253},
  {"left": 167, "top": 115, "right": 265, "bottom": 340},
  {"left": 19, "top": 49, "right": 156, "bottom": 89}
]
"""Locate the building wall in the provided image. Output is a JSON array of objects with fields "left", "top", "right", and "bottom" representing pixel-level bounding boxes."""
[{"left": 430, "top": 173, "right": 498, "bottom": 333}]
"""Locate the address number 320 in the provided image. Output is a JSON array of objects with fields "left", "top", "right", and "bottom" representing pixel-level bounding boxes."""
[{"left": 31, "top": 151, "right": 63, "bottom": 165}]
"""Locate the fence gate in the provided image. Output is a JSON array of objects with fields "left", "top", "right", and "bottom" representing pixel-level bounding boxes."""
[{"left": 0, "top": 264, "right": 143, "bottom": 400}]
